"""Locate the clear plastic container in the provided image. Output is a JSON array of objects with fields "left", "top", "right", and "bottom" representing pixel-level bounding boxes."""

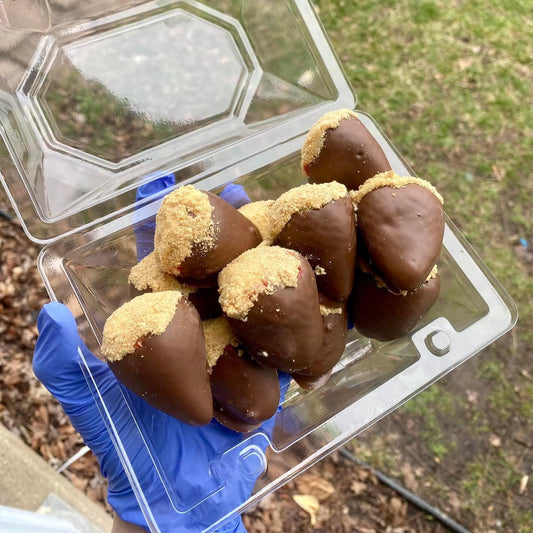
[{"left": 0, "top": 1, "right": 517, "bottom": 532}]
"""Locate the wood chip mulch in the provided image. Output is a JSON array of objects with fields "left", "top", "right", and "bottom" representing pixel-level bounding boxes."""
[{"left": 0, "top": 202, "right": 453, "bottom": 531}]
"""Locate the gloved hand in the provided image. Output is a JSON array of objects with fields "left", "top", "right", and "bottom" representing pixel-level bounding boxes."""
[{"left": 33, "top": 178, "right": 292, "bottom": 533}]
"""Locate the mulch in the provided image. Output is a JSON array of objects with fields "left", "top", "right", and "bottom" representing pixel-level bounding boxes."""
[{"left": 0, "top": 199, "right": 453, "bottom": 532}]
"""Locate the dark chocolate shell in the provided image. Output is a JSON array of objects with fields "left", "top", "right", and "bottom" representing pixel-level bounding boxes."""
[
  {"left": 227, "top": 255, "right": 323, "bottom": 373},
  {"left": 211, "top": 346, "right": 280, "bottom": 433},
  {"left": 350, "top": 268, "right": 441, "bottom": 341},
  {"left": 108, "top": 298, "right": 213, "bottom": 425},
  {"left": 276, "top": 196, "right": 356, "bottom": 302},
  {"left": 291, "top": 304, "right": 348, "bottom": 390},
  {"left": 187, "top": 286, "right": 222, "bottom": 320},
  {"left": 304, "top": 114, "right": 391, "bottom": 190},
  {"left": 129, "top": 283, "right": 221, "bottom": 321},
  {"left": 177, "top": 192, "right": 262, "bottom": 279},
  {"left": 357, "top": 183, "right": 444, "bottom": 291}
]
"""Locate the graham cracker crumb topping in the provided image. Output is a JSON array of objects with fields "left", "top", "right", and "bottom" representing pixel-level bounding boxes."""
[
  {"left": 128, "top": 252, "right": 195, "bottom": 295},
  {"left": 238, "top": 200, "right": 275, "bottom": 243},
  {"left": 269, "top": 182, "right": 348, "bottom": 237},
  {"left": 102, "top": 291, "right": 182, "bottom": 362},
  {"left": 202, "top": 316, "right": 238, "bottom": 368},
  {"left": 301, "top": 109, "right": 358, "bottom": 172},
  {"left": 320, "top": 305, "right": 342, "bottom": 316},
  {"left": 350, "top": 171, "right": 444, "bottom": 205},
  {"left": 154, "top": 185, "right": 217, "bottom": 275},
  {"left": 219, "top": 246, "right": 302, "bottom": 321},
  {"left": 361, "top": 262, "right": 439, "bottom": 294}
]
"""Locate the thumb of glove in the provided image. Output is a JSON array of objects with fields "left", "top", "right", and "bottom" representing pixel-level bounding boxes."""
[{"left": 33, "top": 302, "right": 124, "bottom": 478}]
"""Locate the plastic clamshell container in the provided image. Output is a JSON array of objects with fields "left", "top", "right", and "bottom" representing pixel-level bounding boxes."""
[{"left": 0, "top": 1, "right": 517, "bottom": 532}]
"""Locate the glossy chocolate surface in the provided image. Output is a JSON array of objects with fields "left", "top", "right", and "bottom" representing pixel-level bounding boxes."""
[
  {"left": 357, "top": 184, "right": 444, "bottom": 291},
  {"left": 292, "top": 305, "right": 348, "bottom": 390},
  {"left": 227, "top": 256, "right": 323, "bottom": 373},
  {"left": 350, "top": 268, "right": 441, "bottom": 341},
  {"left": 291, "top": 371, "right": 333, "bottom": 391},
  {"left": 276, "top": 196, "right": 356, "bottom": 302},
  {"left": 305, "top": 116, "right": 391, "bottom": 190},
  {"left": 108, "top": 299, "right": 213, "bottom": 425},
  {"left": 177, "top": 192, "right": 262, "bottom": 279},
  {"left": 211, "top": 346, "right": 280, "bottom": 433}
]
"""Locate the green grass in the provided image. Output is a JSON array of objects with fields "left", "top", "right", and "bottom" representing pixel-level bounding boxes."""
[
  {"left": 402, "top": 384, "right": 458, "bottom": 459},
  {"left": 316, "top": 0, "right": 532, "bottom": 530}
]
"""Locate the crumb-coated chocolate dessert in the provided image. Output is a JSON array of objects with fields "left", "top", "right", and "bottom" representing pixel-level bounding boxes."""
[
  {"left": 291, "top": 303, "right": 348, "bottom": 390},
  {"left": 101, "top": 291, "right": 213, "bottom": 425},
  {"left": 211, "top": 346, "right": 280, "bottom": 433},
  {"left": 301, "top": 109, "right": 391, "bottom": 190},
  {"left": 128, "top": 252, "right": 221, "bottom": 320},
  {"left": 350, "top": 267, "right": 441, "bottom": 341},
  {"left": 219, "top": 246, "right": 323, "bottom": 373},
  {"left": 154, "top": 185, "right": 262, "bottom": 280},
  {"left": 238, "top": 200, "right": 275, "bottom": 244},
  {"left": 203, "top": 317, "right": 280, "bottom": 433},
  {"left": 352, "top": 171, "right": 444, "bottom": 292},
  {"left": 270, "top": 182, "right": 356, "bottom": 303}
]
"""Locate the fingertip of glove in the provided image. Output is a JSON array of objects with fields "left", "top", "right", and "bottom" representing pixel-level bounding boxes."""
[
  {"left": 37, "top": 302, "right": 77, "bottom": 334},
  {"left": 219, "top": 184, "right": 251, "bottom": 209},
  {"left": 135, "top": 173, "right": 176, "bottom": 202}
]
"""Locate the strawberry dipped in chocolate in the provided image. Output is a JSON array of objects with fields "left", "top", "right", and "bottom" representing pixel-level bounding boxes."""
[
  {"left": 102, "top": 291, "right": 213, "bottom": 426},
  {"left": 218, "top": 246, "right": 323, "bottom": 373},
  {"left": 352, "top": 171, "right": 444, "bottom": 292},
  {"left": 269, "top": 182, "right": 356, "bottom": 303},
  {"left": 154, "top": 185, "right": 262, "bottom": 281},
  {"left": 350, "top": 266, "right": 441, "bottom": 342},
  {"left": 301, "top": 109, "right": 391, "bottom": 190},
  {"left": 203, "top": 317, "right": 280, "bottom": 433}
]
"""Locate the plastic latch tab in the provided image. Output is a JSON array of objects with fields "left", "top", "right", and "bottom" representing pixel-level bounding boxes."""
[
  {"left": 424, "top": 330, "right": 451, "bottom": 356},
  {"left": 215, "top": 432, "right": 270, "bottom": 482},
  {"left": 238, "top": 445, "right": 267, "bottom": 479},
  {"left": 411, "top": 317, "right": 456, "bottom": 358}
]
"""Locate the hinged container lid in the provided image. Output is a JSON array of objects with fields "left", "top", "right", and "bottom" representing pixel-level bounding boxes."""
[{"left": 0, "top": 0, "right": 354, "bottom": 243}]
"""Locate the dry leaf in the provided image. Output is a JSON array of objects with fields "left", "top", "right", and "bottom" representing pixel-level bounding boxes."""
[
  {"left": 399, "top": 463, "right": 418, "bottom": 491},
  {"left": 293, "top": 494, "right": 320, "bottom": 526},
  {"left": 350, "top": 480, "right": 367, "bottom": 496},
  {"left": 519, "top": 475, "right": 528, "bottom": 494},
  {"left": 458, "top": 57, "right": 474, "bottom": 70},
  {"left": 466, "top": 389, "right": 479, "bottom": 404},
  {"left": 296, "top": 474, "right": 335, "bottom": 501},
  {"left": 489, "top": 434, "right": 501, "bottom": 447},
  {"left": 491, "top": 163, "right": 506, "bottom": 182}
]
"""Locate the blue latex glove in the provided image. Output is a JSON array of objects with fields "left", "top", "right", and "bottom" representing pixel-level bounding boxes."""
[{"left": 33, "top": 179, "right": 292, "bottom": 532}]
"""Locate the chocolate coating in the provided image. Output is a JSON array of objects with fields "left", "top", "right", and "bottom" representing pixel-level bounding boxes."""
[
  {"left": 291, "top": 305, "right": 348, "bottom": 390},
  {"left": 291, "top": 371, "right": 333, "bottom": 391},
  {"left": 350, "top": 268, "right": 441, "bottom": 341},
  {"left": 211, "top": 346, "right": 280, "bottom": 433},
  {"left": 177, "top": 192, "right": 262, "bottom": 279},
  {"left": 129, "top": 283, "right": 221, "bottom": 321},
  {"left": 305, "top": 116, "right": 391, "bottom": 190},
  {"left": 227, "top": 256, "right": 323, "bottom": 373},
  {"left": 188, "top": 286, "right": 222, "bottom": 320},
  {"left": 276, "top": 196, "right": 356, "bottom": 302},
  {"left": 108, "top": 299, "right": 213, "bottom": 425},
  {"left": 357, "top": 184, "right": 444, "bottom": 291}
]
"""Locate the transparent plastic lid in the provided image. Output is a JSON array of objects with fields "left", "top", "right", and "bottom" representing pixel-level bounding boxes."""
[{"left": 0, "top": 0, "right": 354, "bottom": 242}]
